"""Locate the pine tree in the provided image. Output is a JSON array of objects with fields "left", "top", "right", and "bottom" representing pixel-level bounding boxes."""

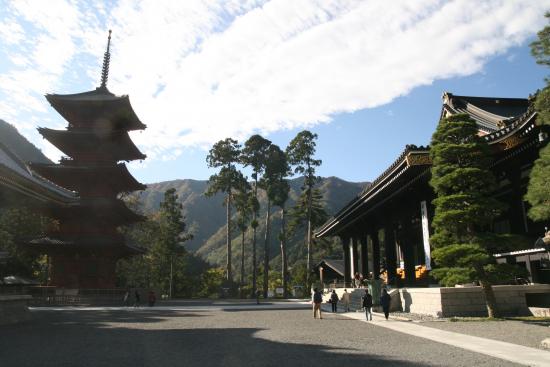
[
  {"left": 157, "top": 188, "right": 192, "bottom": 298},
  {"left": 525, "top": 12, "right": 550, "bottom": 222},
  {"left": 206, "top": 138, "right": 244, "bottom": 281},
  {"left": 429, "top": 113, "right": 505, "bottom": 317},
  {"left": 261, "top": 144, "right": 290, "bottom": 298},
  {"left": 234, "top": 178, "right": 252, "bottom": 296},
  {"left": 286, "top": 130, "right": 321, "bottom": 286},
  {"left": 241, "top": 135, "right": 272, "bottom": 296}
]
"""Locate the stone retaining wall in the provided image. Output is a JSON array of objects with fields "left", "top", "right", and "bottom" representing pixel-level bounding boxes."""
[
  {"left": 395, "top": 284, "right": 550, "bottom": 317},
  {"left": 0, "top": 295, "right": 32, "bottom": 325}
]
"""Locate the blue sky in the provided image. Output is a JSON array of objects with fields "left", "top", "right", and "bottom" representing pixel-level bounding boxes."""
[{"left": 0, "top": 1, "right": 549, "bottom": 184}]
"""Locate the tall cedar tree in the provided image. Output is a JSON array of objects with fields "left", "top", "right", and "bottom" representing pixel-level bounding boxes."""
[
  {"left": 158, "top": 188, "right": 192, "bottom": 298},
  {"left": 525, "top": 12, "right": 550, "bottom": 222},
  {"left": 286, "top": 131, "right": 321, "bottom": 285},
  {"left": 234, "top": 177, "right": 252, "bottom": 294},
  {"left": 241, "top": 135, "right": 272, "bottom": 296},
  {"left": 260, "top": 144, "right": 290, "bottom": 298},
  {"left": 288, "top": 187, "right": 329, "bottom": 287},
  {"left": 430, "top": 113, "right": 508, "bottom": 317},
  {"left": 206, "top": 138, "right": 244, "bottom": 281}
]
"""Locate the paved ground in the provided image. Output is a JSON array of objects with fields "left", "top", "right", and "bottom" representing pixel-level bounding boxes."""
[
  {"left": 0, "top": 302, "right": 524, "bottom": 367},
  {"left": 420, "top": 319, "right": 550, "bottom": 349}
]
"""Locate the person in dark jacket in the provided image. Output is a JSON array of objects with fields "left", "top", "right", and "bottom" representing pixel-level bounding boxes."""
[
  {"left": 312, "top": 288, "right": 323, "bottom": 319},
  {"left": 362, "top": 289, "right": 373, "bottom": 320},
  {"left": 380, "top": 288, "right": 391, "bottom": 320},
  {"left": 133, "top": 290, "right": 140, "bottom": 308},
  {"left": 330, "top": 290, "right": 339, "bottom": 313},
  {"left": 148, "top": 291, "right": 156, "bottom": 307}
]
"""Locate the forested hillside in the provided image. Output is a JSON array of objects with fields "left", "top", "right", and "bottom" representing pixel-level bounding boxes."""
[{"left": 137, "top": 177, "right": 366, "bottom": 271}]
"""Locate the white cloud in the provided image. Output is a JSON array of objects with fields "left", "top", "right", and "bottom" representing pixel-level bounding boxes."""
[{"left": 0, "top": 0, "right": 548, "bottom": 164}]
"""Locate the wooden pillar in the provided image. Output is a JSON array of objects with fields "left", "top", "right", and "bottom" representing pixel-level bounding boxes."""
[
  {"left": 342, "top": 236, "right": 351, "bottom": 287},
  {"left": 384, "top": 225, "right": 397, "bottom": 286},
  {"left": 352, "top": 237, "right": 359, "bottom": 278},
  {"left": 360, "top": 235, "right": 369, "bottom": 277},
  {"left": 371, "top": 229, "right": 380, "bottom": 280}
]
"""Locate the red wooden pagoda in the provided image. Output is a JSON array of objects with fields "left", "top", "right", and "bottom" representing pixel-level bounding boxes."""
[{"left": 28, "top": 31, "right": 147, "bottom": 289}]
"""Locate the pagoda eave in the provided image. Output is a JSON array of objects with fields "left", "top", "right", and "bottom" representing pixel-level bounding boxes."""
[
  {"left": 22, "top": 236, "right": 145, "bottom": 256},
  {"left": 37, "top": 128, "right": 146, "bottom": 162},
  {"left": 29, "top": 162, "right": 147, "bottom": 193},
  {"left": 52, "top": 199, "right": 146, "bottom": 225},
  {"left": 46, "top": 88, "right": 146, "bottom": 131}
]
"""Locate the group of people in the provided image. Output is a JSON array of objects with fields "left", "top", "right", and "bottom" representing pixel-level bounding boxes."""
[
  {"left": 123, "top": 289, "right": 156, "bottom": 308},
  {"left": 312, "top": 287, "right": 392, "bottom": 321}
]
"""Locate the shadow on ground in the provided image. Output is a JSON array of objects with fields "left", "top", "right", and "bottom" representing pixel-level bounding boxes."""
[{"left": 0, "top": 310, "right": 429, "bottom": 367}]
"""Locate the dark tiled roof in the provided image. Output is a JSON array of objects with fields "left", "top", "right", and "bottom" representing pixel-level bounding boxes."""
[
  {"left": 46, "top": 87, "right": 146, "bottom": 131},
  {"left": 314, "top": 259, "right": 345, "bottom": 276},
  {"left": 315, "top": 92, "right": 538, "bottom": 239},
  {"left": 0, "top": 142, "right": 77, "bottom": 202},
  {"left": 26, "top": 236, "right": 145, "bottom": 255},
  {"left": 442, "top": 92, "right": 530, "bottom": 133}
]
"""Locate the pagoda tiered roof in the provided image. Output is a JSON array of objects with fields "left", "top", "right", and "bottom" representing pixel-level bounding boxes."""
[
  {"left": 37, "top": 128, "right": 146, "bottom": 162},
  {"left": 29, "top": 162, "right": 146, "bottom": 193},
  {"left": 46, "top": 86, "right": 146, "bottom": 131},
  {"left": 22, "top": 30, "right": 148, "bottom": 288},
  {"left": 27, "top": 235, "right": 144, "bottom": 256},
  {"left": 51, "top": 197, "right": 146, "bottom": 225}
]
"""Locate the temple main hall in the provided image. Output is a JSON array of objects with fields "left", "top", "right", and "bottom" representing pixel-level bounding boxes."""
[{"left": 315, "top": 93, "right": 550, "bottom": 286}]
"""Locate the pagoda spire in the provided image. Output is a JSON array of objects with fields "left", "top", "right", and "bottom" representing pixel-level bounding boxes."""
[{"left": 99, "top": 30, "right": 112, "bottom": 89}]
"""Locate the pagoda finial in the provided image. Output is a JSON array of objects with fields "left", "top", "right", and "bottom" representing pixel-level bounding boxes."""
[{"left": 100, "top": 30, "right": 112, "bottom": 89}]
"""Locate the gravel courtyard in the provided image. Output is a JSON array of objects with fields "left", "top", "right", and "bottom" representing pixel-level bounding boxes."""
[{"left": 0, "top": 304, "right": 522, "bottom": 367}]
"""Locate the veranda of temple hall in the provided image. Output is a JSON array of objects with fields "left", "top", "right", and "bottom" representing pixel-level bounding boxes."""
[{"left": 314, "top": 92, "right": 550, "bottom": 288}]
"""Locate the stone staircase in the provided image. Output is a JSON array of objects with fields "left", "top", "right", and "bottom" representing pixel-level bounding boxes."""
[
  {"left": 322, "top": 288, "right": 368, "bottom": 312},
  {"left": 322, "top": 287, "right": 401, "bottom": 313}
]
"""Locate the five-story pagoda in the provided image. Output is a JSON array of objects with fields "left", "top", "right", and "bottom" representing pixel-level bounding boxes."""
[{"left": 28, "top": 31, "right": 147, "bottom": 289}]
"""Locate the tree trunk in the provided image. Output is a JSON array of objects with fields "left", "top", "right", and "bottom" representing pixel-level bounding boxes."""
[
  {"left": 226, "top": 194, "right": 232, "bottom": 281},
  {"left": 475, "top": 264, "right": 499, "bottom": 318},
  {"left": 306, "top": 184, "right": 313, "bottom": 286},
  {"left": 252, "top": 179, "right": 258, "bottom": 297},
  {"left": 240, "top": 229, "right": 245, "bottom": 298},
  {"left": 263, "top": 199, "right": 271, "bottom": 298},
  {"left": 169, "top": 255, "right": 173, "bottom": 299},
  {"left": 480, "top": 279, "right": 500, "bottom": 318},
  {"left": 280, "top": 206, "right": 288, "bottom": 298}
]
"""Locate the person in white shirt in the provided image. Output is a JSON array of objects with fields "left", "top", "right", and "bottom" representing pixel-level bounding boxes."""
[{"left": 341, "top": 289, "right": 351, "bottom": 312}]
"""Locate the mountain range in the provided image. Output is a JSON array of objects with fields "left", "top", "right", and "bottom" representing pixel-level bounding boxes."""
[
  {"left": 137, "top": 176, "right": 366, "bottom": 268},
  {"left": 1, "top": 118, "right": 367, "bottom": 269}
]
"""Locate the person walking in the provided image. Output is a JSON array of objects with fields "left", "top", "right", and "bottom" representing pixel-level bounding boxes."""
[
  {"left": 123, "top": 290, "right": 130, "bottom": 307},
  {"left": 362, "top": 289, "right": 373, "bottom": 321},
  {"left": 353, "top": 273, "right": 359, "bottom": 288},
  {"left": 148, "top": 290, "right": 156, "bottom": 307},
  {"left": 133, "top": 289, "right": 140, "bottom": 308},
  {"left": 380, "top": 288, "right": 391, "bottom": 320},
  {"left": 256, "top": 290, "right": 261, "bottom": 305},
  {"left": 330, "top": 290, "right": 339, "bottom": 313},
  {"left": 341, "top": 289, "right": 350, "bottom": 312},
  {"left": 312, "top": 288, "right": 323, "bottom": 319}
]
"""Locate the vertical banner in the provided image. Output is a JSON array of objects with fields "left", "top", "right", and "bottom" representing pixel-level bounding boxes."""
[{"left": 420, "top": 200, "right": 432, "bottom": 270}]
